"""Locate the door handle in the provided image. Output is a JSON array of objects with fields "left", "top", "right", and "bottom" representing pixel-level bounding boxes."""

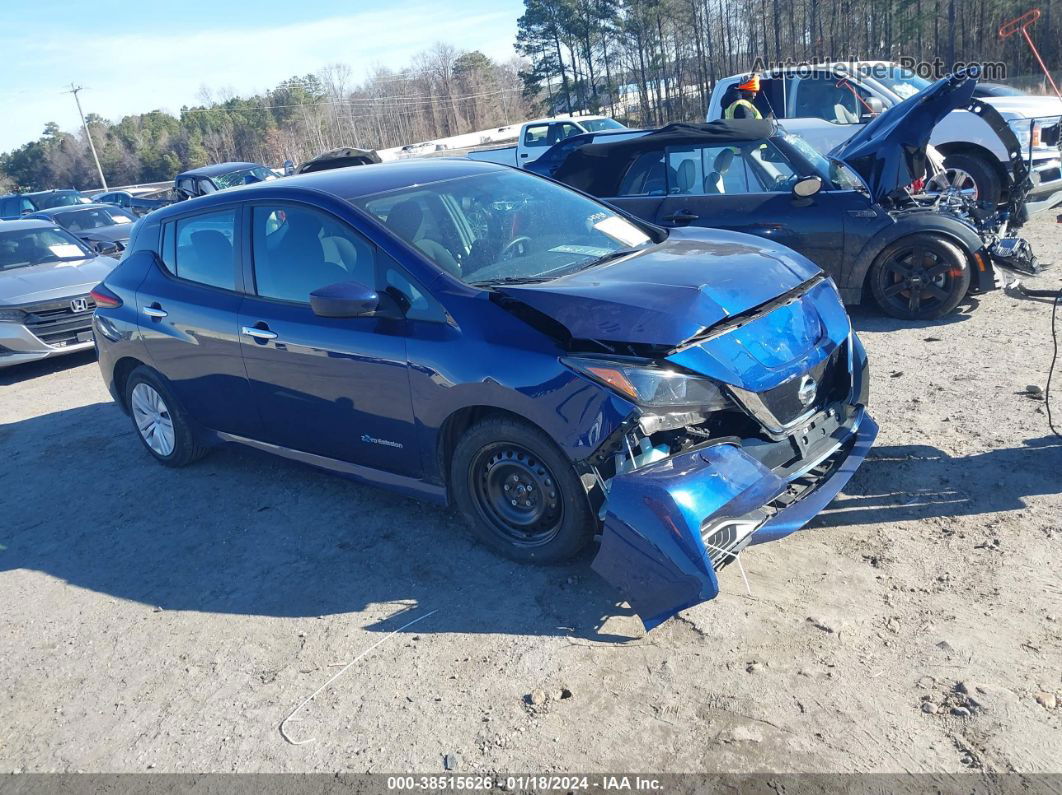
[
  {"left": 664, "top": 210, "right": 699, "bottom": 224},
  {"left": 241, "top": 325, "right": 278, "bottom": 341},
  {"left": 143, "top": 305, "right": 167, "bottom": 318}
]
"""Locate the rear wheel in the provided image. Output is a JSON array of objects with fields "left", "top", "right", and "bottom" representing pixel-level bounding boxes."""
[
  {"left": 869, "top": 234, "right": 971, "bottom": 321},
  {"left": 124, "top": 366, "right": 208, "bottom": 467},
  {"left": 450, "top": 416, "right": 594, "bottom": 563}
]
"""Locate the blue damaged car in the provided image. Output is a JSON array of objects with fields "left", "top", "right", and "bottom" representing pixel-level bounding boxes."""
[{"left": 90, "top": 159, "right": 877, "bottom": 628}]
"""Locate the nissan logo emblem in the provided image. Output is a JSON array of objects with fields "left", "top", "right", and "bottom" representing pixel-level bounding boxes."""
[
  {"left": 797, "top": 374, "right": 817, "bottom": 407},
  {"left": 70, "top": 297, "right": 89, "bottom": 313}
]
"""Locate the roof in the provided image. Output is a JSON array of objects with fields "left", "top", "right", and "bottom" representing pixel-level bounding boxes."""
[
  {"left": 29, "top": 203, "right": 121, "bottom": 217},
  {"left": 147, "top": 159, "right": 509, "bottom": 222},
  {"left": 175, "top": 162, "right": 264, "bottom": 178},
  {"left": 295, "top": 147, "right": 381, "bottom": 175},
  {"left": 552, "top": 120, "right": 777, "bottom": 195},
  {"left": 0, "top": 218, "right": 57, "bottom": 231},
  {"left": 0, "top": 189, "right": 82, "bottom": 200}
]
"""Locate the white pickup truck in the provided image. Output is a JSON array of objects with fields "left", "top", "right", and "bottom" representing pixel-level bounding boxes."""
[
  {"left": 707, "top": 61, "right": 1062, "bottom": 214},
  {"left": 468, "top": 116, "right": 628, "bottom": 166}
]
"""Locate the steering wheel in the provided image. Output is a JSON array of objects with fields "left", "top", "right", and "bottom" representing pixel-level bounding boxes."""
[{"left": 500, "top": 236, "right": 533, "bottom": 261}]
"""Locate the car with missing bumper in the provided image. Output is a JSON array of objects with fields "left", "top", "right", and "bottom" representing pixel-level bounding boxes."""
[
  {"left": 91, "top": 159, "right": 875, "bottom": 628},
  {"left": 548, "top": 72, "right": 1034, "bottom": 320},
  {"left": 0, "top": 219, "right": 117, "bottom": 367}
]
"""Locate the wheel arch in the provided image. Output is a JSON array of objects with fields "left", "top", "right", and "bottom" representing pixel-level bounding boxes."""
[
  {"left": 846, "top": 214, "right": 985, "bottom": 301},
  {"left": 436, "top": 406, "right": 555, "bottom": 495},
  {"left": 111, "top": 355, "right": 149, "bottom": 412}
]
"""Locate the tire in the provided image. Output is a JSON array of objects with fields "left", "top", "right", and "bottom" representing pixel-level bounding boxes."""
[
  {"left": 941, "top": 153, "right": 1002, "bottom": 206},
  {"left": 450, "top": 416, "right": 594, "bottom": 564},
  {"left": 869, "top": 234, "right": 972, "bottom": 321},
  {"left": 124, "top": 366, "right": 208, "bottom": 467}
]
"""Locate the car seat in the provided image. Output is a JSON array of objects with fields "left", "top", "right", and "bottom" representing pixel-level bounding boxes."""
[
  {"left": 705, "top": 149, "right": 735, "bottom": 194},
  {"left": 385, "top": 200, "right": 461, "bottom": 277},
  {"left": 259, "top": 212, "right": 347, "bottom": 300},
  {"left": 674, "top": 159, "right": 697, "bottom": 194}
]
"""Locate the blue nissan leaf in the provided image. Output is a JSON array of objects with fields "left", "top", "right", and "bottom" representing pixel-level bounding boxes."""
[{"left": 91, "top": 159, "right": 877, "bottom": 629}]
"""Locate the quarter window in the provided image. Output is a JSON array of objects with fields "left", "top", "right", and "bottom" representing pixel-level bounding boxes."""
[
  {"left": 251, "top": 204, "right": 376, "bottom": 304},
  {"left": 165, "top": 209, "right": 237, "bottom": 290}
]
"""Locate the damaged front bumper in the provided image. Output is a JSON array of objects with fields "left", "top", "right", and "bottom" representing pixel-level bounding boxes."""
[{"left": 591, "top": 406, "right": 878, "bottom": 629}]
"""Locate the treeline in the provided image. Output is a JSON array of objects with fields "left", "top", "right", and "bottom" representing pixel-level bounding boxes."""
[
  {"left": 516, "top": 0, "right": 1062, "bottom": 124},
  {"left": 0, "top": 45, "right": 529, "bottom": 192}
]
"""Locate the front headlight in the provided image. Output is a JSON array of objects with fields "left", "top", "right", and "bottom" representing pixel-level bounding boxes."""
[
  {"left": 0, "top": 307, "right": 26, "bottom": 323},
  {"left": 1009, "top": 117, "right": 1059, "bottom": 152},
  {"left": 564, "top": 356, "right": 729, "bottom": 433}
]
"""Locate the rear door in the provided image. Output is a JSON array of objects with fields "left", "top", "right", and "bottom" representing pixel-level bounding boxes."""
[
  {"left": 137, "top": 206, "right": 261, "bottom": 437},
  {"left": 235, "top": 200, "right": 418, "bottom": 475}
]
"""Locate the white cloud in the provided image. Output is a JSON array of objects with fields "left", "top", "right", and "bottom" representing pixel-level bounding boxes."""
[{"left": 0, "top": 4, "right": 519, "bottom": 151}]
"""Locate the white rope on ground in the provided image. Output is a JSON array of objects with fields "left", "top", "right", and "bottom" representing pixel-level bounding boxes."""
[{"left": 279, "top": 608, "right": 439, "bottom": 746}]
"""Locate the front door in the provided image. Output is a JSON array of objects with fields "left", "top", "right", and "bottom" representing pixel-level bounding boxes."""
[
  {"left": 607, "top": 140, "right": 867, "bottom": 279},
  {"left": 236, "top": 201, "right": 418, "bottom": 475}
]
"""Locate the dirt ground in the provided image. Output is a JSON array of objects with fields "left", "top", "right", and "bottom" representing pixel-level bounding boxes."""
[{"left": 1, "top": 214, "right": 1060, "bottom": 776}]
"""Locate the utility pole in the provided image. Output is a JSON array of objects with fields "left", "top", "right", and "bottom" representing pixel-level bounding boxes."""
[{"left": 65, "top": 83, "right": 108, "bottom": 190}]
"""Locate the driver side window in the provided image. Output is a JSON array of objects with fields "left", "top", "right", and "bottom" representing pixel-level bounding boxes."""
[
  {"left": 790, "top": 74, "right": 872, "bottom": 125},
  {"left": 251, "top": 204, "right": 377, "bottom": 304}
]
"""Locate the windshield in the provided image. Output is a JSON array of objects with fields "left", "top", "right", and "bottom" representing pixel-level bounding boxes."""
[
  {"left": 353, "top": 170, "right": 655, "bottom": 286},
  {"left": 34, "top": 192, "right": 93, "bottom": 210},
  {"left": 54, "top": 206, "right": 136, "bottom": 231},
  {"left": 0, "top": 227, "right": 93, "bottom": 271},
  {"left": 213, "top": 166, "right": 276, "bottom": 190},
  {"left": 783, "top": 134, "right": 866, "bottom": 191},
  {"left": 861, "top": 65, "right": 931, "bottom": 100},
  {"left": 581, "top": 118, "right": 625, "bottom": 132}
]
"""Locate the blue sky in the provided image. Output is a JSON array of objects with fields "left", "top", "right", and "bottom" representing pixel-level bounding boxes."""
[{"left": 0, "top": 0, "right": 524, "bottom": 152}]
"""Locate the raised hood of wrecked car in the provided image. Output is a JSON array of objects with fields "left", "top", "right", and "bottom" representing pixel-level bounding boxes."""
[
  {"left": 831, "top": 69, "right": 979, "bottom": 202},
  {"left": 494, "top": 227, "right": 820, "bottom": 348}
]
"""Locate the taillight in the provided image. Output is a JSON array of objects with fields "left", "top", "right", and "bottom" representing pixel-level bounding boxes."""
[{"left": 90, "top": 284, "right": 122, "bottom": 309}]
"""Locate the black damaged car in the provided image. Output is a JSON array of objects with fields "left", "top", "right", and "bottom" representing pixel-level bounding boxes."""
[{"left": 547, "top": 72, "right": 1032, "bottom": 320}]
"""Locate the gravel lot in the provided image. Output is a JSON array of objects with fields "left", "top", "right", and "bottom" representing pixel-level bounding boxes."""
[{"left": 1, "top": 214, "right": 1060, "bottom": 775}]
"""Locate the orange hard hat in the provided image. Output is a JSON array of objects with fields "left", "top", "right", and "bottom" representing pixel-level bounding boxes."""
[{"left": 737, "top": 74, "right": 760, "bottom": 92}]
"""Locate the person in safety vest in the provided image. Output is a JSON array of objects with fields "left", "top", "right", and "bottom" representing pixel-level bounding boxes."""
[{"left": 724, "top": 75, "right": 763, "bottom": 119}]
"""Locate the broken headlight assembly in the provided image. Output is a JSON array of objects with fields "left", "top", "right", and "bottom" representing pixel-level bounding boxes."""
[{"left": 562, "top": 356, "right": 729, "bottom": 434}]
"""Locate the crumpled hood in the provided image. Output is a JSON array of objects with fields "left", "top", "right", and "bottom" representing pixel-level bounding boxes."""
[
  {"left": 495, "top": 227, "right": 820, "bottom": 347},
  {"left": 831, "top": 69, "right": 979, "bottom": 202},
  {"left": 0, "top": 256, "right": 117, "bottom": 305}
]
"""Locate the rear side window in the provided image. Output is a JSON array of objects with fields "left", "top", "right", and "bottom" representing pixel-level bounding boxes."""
[
  {"left": 523, "top": 124, "right": 550, "bottom": 147},
  {"left": 162, "top": 210, "right": 237, "bottom": 290},
  {"left": 617, "top": 150, "right": 666, "bottom": 196}
]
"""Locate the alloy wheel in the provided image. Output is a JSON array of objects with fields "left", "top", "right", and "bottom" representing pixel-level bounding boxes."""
[
  {"left": 878, "top": 246, "right": 960, "bottom": 316},
  {"left": 131, "top": 382, "right": 176, "bottom": 457}
]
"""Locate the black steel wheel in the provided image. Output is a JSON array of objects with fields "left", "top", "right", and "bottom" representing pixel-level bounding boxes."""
[
  {"left": 869, "top": 234, "right": 971, "bottom": 321},
  {"left": 451, "top": 416, "right": 594, "bottom": 563},
  {"left": 470, "top": 443, "right": 564, "bottom": 548}
]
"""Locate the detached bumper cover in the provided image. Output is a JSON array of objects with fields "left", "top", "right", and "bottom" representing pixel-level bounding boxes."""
[{"left": 592, "top": 410, "right": 878, "bottom": 629}]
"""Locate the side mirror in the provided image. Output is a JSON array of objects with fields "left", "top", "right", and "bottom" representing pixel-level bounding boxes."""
[
  {"left": 863, "top": 97, "right": 885, "bottom": 118},
  {"left": 792, "top": 176, "right": 823, "bottom": 198},
  {"left": 309, "top": 281, "right": 379, "bottom": 318},
  {"left": 92, "top": 239, "right": 121, "bottom": 257}
]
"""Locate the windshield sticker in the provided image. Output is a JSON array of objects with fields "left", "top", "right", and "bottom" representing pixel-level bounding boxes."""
[
  {"left": 593, "top": 216, "right": 650, "bottom": 248},
  {"left": 549, "top": 244, "right": 612, "bottom": 257},
  {"left": 47, "top": 244, "right": 85, "bottom": 259}
]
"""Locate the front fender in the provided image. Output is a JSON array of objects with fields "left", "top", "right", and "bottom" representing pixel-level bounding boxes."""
[{"left": 842, "top": 211, "right": 991, "bottom": 302}]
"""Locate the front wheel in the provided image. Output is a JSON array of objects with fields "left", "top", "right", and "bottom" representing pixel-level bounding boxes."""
[
  {"left": 450, "top": 416, "right": 594, "bottom": 563},
  {"left": 869, "top": 234, "right": 972, "bottom": 321},
  {"left": 940, "top": 153, "right": 1002, "bottom": 206}
]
